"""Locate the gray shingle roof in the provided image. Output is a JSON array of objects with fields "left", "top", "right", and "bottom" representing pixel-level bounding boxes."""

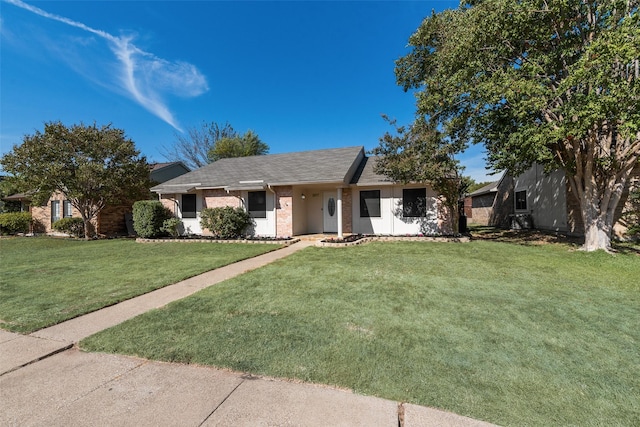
[
  {"left": 468, "top": 180, "right": 500, "bottom": 197},
  {"left": 349, "top": 156, "right": 393, "bottom": 185},
  {"left": 151, "top": 146, "right": 366, "bottom": 193}
]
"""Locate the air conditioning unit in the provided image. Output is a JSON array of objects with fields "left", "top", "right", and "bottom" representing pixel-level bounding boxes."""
[{"left": 510, "top": 213, "right": 533, "bottom": 230}]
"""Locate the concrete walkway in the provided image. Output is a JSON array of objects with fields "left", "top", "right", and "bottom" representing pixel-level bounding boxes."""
[{"left": 0, "top": 241, "right": 497, "bottom": 426}]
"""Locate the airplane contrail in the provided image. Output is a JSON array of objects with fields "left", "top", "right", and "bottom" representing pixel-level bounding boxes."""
[{"left": 5, "top": 0, "right": 209, "bottom": 131}]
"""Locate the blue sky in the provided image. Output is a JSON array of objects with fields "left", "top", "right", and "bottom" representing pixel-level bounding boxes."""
[{"left": 1, "top": 0, "right": 496, "bottom": 182}]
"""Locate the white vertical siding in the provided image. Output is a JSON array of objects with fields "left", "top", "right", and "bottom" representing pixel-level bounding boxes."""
[
  {"left": 351, "top": 185, "right": 440, "bottom": 235},
  {"left": 243, "top": 190, "right": 276, "bottom": 237},
  {"left": 180, "top": 191, "right": 203, "bottom": 235}
]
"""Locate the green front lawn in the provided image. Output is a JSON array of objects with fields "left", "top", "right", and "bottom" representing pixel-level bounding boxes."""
[
  {"left": 0, "top": 237, "right": 280, "bottom": 333},
  {"left": 81, "top": 241, "right": 640, "bottom": 426}
]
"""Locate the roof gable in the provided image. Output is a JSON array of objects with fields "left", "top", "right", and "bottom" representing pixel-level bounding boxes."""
[{"left": 349, "top": 156, "right": 393, "bottom": 186}]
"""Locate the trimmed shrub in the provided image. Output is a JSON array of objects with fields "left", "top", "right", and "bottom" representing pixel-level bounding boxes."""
[
  {"left": 0, "top": 212, "right": 32, "bottom": 235},
  {"left": 133, "top": 200, "right": 171, "bottom": 238},
  {"left": 161, "top": 217, "right": 183, "bottom": 238},
  {"left": 200, "top": 206, "right": 253, "bottom": 239},
  {"left": 52, "top": 217, "right": 85, "bottom": 238}
]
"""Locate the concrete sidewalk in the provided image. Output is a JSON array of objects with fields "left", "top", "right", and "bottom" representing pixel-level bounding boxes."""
[{"left": 0, "top": 241, "right": 497, "bottom": 426}]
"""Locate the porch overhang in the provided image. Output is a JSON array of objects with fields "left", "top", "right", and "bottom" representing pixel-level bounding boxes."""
[
  {"left": 151, "top": 183, "right": 201, "bottom": 194},
  {"left": 225, "top": 180, "right": 267, "bottom": 192}
]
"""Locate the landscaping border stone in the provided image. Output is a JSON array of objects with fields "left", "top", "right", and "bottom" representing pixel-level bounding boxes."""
[
  {"left": 136, "top": 237, "right": 299, "bottom": 246},
  {"left": 316, "top": 235, "right": 470, "bottom": 247}
]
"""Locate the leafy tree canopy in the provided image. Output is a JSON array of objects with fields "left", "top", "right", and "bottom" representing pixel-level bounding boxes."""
[
  {"left": 0, "top": 122, "right": 150, "bottom": 238},
  {"left": 467, "top": 180, "right": 495, "bottom": 194},
  {"left": 162, "top": 121, "right": 238, "bottom": 170},
  {"left": 208, "top": 130, "right": 269, "bottom": 162},
  {"left": 373, "top": 116, "right": 466, "bottom": 233},
  {"left": 393, "top": 0, "right": 639, "bottom": 251}
]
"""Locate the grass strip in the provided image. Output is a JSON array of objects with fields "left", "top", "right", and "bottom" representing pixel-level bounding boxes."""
[
  {"left": 0, "top": 237, "right": 280, "bottom": 333},
  {"left": 81, "top": 241, "right": 640, "bottom": 426}
]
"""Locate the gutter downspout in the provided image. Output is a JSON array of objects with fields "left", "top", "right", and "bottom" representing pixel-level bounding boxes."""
[{"left": 225, "top": 188, "right": 245, "bottom": 209}]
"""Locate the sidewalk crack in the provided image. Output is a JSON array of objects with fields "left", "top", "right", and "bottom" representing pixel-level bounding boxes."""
[
  {"left": 198, "top": 378, "right": 245, "bottom": 426},
  {"left": 66, "top": 359, "right": 149, "bottom": 405},
  {"left": 0, "top": 343, "right": 74, "bottom": 377}
]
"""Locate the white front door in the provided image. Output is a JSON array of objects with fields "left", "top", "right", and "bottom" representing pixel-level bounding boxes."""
[{"left": 323, "top": 191, "right": 338, "bottom": 233}]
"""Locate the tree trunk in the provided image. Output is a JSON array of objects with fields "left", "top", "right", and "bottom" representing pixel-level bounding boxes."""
[
  {"left": 581, "top": 205, "right": 613, "bottom": 252},
  {"left": 583, "top": 220, "right": 612, "bottom": 251},
  {"left": 570, "top": 164, "right": 632, "bottom": 252},
  {"left": 83, "top": 219, "right": 94, "bottom": 240}
]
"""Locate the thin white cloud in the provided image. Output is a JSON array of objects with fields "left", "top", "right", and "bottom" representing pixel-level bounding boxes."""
[{"left": 5, "top": 0, "right": 208, "bottom": 131}]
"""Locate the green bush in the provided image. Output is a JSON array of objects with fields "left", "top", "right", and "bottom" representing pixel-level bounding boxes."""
[
  {"left": 52, "top": 217, "right": 85, "bottom": 238},
  {"left": 133, "top": 201, "right": 171, "bottom": 238},
  {"left": 161, "top": 217, "right": 183, "bottom": 238},
  {"left": 200, "top": 206, "right": 253, "bottom": 239},
  {"left": 0, "top": 212, "right": 32, "bottom": 235}
]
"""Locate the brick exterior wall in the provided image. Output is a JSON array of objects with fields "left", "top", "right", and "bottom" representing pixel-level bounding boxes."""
[
  {"left": 470, "top": 193, "right": 496, "bottom": 225},
  {"left": 275, "top": 186, "right": 293, "bottom": 237},
  {"left": 30, "top": 202, "right": 50, "bottom": 234},
  {"left": 203, "top": 189, "right": 241, "bottom": 208},
  {"left": 29, "top": 191, "right": 130, "bottom": 236},
  {"left": 97, "top": 204, "right": 131, "bottom": 236},
  {"left": 160, "top": 196, "right": 178, "bottom": 216},
  {"left": 463, "top": 197, "right": 472, "bottom": 218},
  {"left": 200, "top": 190, "right": 241, "bottom": 236},
  {"left": 341, "top": 188, "right": 352, "bottom": 234},
  {"left": 30, "top": 192, "right": 91, "bottom": 234}
]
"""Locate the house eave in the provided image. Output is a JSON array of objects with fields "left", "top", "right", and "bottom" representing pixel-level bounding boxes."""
[
  {"left": 267, "top": 180, "right": 348, "bottom": 187},
  {"left": 151, "top": 183, "right": 201, "bottom": 194}
]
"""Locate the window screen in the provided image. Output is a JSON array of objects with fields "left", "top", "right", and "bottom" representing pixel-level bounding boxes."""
[
  {"left": 515, "top": 190, "right": 527, "bottom": 210},
  {"left": 360, "top": 190, "right": 381, "bottom": 218},
  {"left": 403, "top": 188, "right": 427, "bottom": 217},
  {"left": 63, "top": 200, "right": 73, "bottom": 218},
  {"left": 182, "top": 194, "right": 197, "bottom": 218},
  {"left": 248, "top": 191, "right": 267, "bottom": 218},
  {"left": 51, "top": 200, "right": 61, "bottom": 223}
]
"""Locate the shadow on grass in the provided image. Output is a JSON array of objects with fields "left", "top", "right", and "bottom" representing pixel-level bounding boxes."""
[
  {"left": 469, "top": 225, "right": 640, "bottom": 254},
  {"left": 469, "top": 225, "right": 582, "bottom": 247}
]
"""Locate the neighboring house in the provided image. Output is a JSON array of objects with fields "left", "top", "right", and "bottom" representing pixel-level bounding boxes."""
[
  {"left": 149, "top": 162, "right": 191, "bottom": 185},
  {"left": 2, "top": 193, "right": 30, "bottom": 212},
  {"left": 466, "top": 180, "right": 500, "bottom": 225},
  {"left": 151, "top": 146, "right": 452, "bottom": 237},
  {"left": 484, "top": 163, "right": 640, "bottom": 238},
  {"left": 13, "top": 162, "right": 190, "bottom": 236}
]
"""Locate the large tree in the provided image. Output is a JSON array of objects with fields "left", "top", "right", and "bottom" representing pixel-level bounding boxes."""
[
  {"left": 394, "top": 1, "right": 639, "bottom": 251},
  {"left": 0, "top": 122, "right": 150, "bottom": 239},
  {"left": 207, "top": 130, "right": 269, "bottom": 162},
  {"left": 162, "top": 121, "right": 238, "bottom": 170},
  {"left": 373, "top": 116, "right": 467, "bottom": 234}
]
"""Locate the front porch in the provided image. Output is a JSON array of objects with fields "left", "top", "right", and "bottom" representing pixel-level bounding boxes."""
[{"left": 290, "top": 185, "right": 351, "bottom": 238}]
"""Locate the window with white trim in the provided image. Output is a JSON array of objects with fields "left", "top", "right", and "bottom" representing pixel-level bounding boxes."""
[
  {"left": 63, "top": 200, "right": 73, "bottom": 218},
  {"left": 51, "top": 200, "right": 61, "bottom": 224}
]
